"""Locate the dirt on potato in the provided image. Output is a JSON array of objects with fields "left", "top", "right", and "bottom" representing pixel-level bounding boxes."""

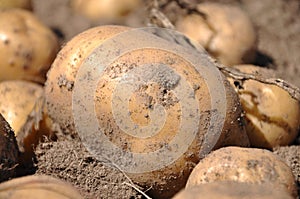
[{"left": 17, "top": 0, "right": 300, "bottom": 198}]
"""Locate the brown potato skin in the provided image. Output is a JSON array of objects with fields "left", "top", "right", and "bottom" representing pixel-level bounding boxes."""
[
  {"left": 228, "top": 65, "right": 300, "bottom": 149},
  {"left": 0, "top": 114, "right": 19, "bottom": 182},
  {"left": 0, "top": 175, "right": 83, "bottom": 199},
  {"left": 0, "top": 9, "right": 59, "bottom": 83},
  {"left": 0, "top": 0, "right": 32, "bottom": 10},
  {"left": 176, "top": 2, "right": 257, "bottom": 66},
  {"left": 186, "top": 146, "right": 298, "bottom": 198},
  {"left": 173, "top": 181, "right": 293, "bottom": 199}
]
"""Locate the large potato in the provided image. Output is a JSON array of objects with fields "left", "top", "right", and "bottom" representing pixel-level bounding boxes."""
[
  {"left": 0, "top": 114, "right": 19, "bottom": 182},
  {"left": 0, "top": 80, "right": 52, "bottom": 160},
  {"left": 228, "top": 65, "right": 300, "bottom": 149},
  {"left": 173, "top": 181, "right": 293, "bottom": 199},
  {"left": 45, "top": 25, "right": 249, "bottom": 198},
  {"left": 0, "top": 9, "right": 59, "bottom": 83},
  {"left": 175, "top": 2, "right": 257, "bottom": 66},
  {"left": 186, "top": 146, "right": 298, "bottom": 198},
  {"left": 0, "top": 175, "right": 83, "bottom": 199}
]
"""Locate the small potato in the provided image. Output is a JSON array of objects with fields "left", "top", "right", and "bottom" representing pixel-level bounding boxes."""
[
  {"left": 175, "top": 2, "right": 257, "bottom": 66},
  {"left": 0, "top": 9, "right": 59, "bottom": 83},
  {"left": 0, "top": 0, "right": 32, "bottom": 10},
  {"left": 0, "top": 175, "right": 83, "bottom": 199},
  {"left": 173, "top": 181, "right": 293, "bottom": 199},
  {"left": 0, "top": 80, "right": 52, "bottom": 159},
  {"left": 0, "top": 114, "right": 19, "bottom": 182},
  {"left": 186, "top": 146, "right": 298, "bottom": 198},
  {"left": 228, "top": 65, "right": 300, "bottom": 149},
  {"left": 70, "top": 0, "right": 141, "bottom": 22}
]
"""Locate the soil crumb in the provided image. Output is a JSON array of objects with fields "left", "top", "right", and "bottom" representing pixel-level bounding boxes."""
[{"left": 35, "top": 139, "right": 142, "bottom": 199}]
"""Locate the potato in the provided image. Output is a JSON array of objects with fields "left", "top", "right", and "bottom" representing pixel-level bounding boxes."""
[
  {"left": 45, "top": 25, "right": 249, "bottom": 198},
  {"left": 70, "top": 0, "right": 141, "bottom": 22},
  {"left": 0, "top": 80, "right": 52, "bottom": 159},
  {"left": 228, "top": 65, "right": 300, "bottom": 149},
  {"left": 186, "top": 146, "right": 298, "bottom": 198},
  {"left": 0, "top": 175, "right": 83, "bottom": 199},
  {"left": 0, "top": 113, "right": 19, "bottom": 182},
  {"left": 173, "top": 181, "right": 293, "bottom": 199},
  {"left": 0, "top": 0, "right": 31, "bottom": 10},
  {"left": 175, "top": 2, "right": 257, "bottom": 66},
  {"left": 0, "top": 9, "right": 59, "bottom": 83}
]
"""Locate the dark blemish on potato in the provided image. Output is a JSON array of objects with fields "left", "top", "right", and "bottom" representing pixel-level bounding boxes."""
[
  {"left": 57, "top": 75, "right": 74, "bottom": 91},
  {"left": 23, "top": 64, "right": 30, "bottom": 70},
  {"left": 3, "top": 39, "right": 10, "bottom": 45},
  {"left": 247, "top": 159, "right": 260, "bottom": 169}
]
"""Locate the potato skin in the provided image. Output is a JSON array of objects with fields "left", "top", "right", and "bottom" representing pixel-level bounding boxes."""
[
  {"left": 0, "top": 80, "right": 43, "bottom": 135},
  {"left": 173, "top": 181, "right": 293, "bottom": 199},
  {"left": 45, "top": 25, "right": 131, "bottom": 136},
  {"left": 0, "top": 114, "right": 19, "bottom": 182},
  {"left": 70, "top": 0, "right": 140, "bottom": 22},
  {"left": 0, "top": 9, "right": 59, "bottom": 83},
  {"left": 176, "top": 2, "right": 257, "bottom": 66},
  {"left": 0, "top": 175, "right": 83, "bottom": 199},
  {"left": 186, "top": 146, "right": 298, "bottom": 198},
  {"left": 0, "top": 0, "right": 32, "bottom": 10},
  {"left": 0, "top": 80, "right": 51, "bottom": 160},
  {"left": 228, "top": 65, "right": 300, "bottom": 149}
]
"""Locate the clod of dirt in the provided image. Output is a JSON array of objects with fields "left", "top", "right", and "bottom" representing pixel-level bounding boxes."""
[
  {"left": 34, "top": 139, "right": 142, "bottom": 199},
  {"left": 0, "top": 114, "right": 19, "bottom": 182}
]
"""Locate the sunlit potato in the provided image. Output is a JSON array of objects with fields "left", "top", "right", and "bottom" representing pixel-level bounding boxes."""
[
  {"left": 228, "top": 64, "right": 300, "bottom": 149},
  {"left": 175, "top": 2, "right": 257, "bottom": 66},
  {"left": 0, "top": 9, "right": 59, "bottom": 83},
  {"left": 0, "top": 80, "right": 52, "bottom": 161},
  {"left": 186, "top": 146, "right": 298, "bottom": 198},
  {"left": 45, "top": 25, "right": 249, "bottom": 198}
]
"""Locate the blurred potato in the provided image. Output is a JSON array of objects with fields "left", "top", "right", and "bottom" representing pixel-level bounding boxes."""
[
  {"left": 0, "top": 9, "right": 59, "bottom": 83},
  {"left": 70, "top": 0, "right": 141, "bottom": 22},
  {"left": 176, "top": 2, "right": 257, "bottom": 66},
  {"left": 0, "top": 175, "right": 83, "bottom": 199},
  {"left": 173, "top": 181, "right": 293, "bottom": 199},
  {"left": 0, "top": 0, "right": 32, "bottom": 10}
]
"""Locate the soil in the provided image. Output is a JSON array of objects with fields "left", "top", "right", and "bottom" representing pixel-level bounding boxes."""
[
  {"left": 0, "top": 114, "right": 19, "bottom": 182},
  {"left": 34, "top": 139, "right": 141, "bottom": 199},
  {"left": 5, "top": 0, "right": 299, "bottom": 198}
]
